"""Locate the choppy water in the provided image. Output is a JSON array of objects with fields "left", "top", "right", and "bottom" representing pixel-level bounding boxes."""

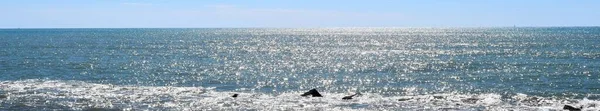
[{"left": 1, "top": 28, "right": 600, "bottom": 110}]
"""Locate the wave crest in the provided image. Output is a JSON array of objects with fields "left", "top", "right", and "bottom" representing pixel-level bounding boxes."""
[{"left": 1, "top": 79, "right": 599, "bottom": 110}]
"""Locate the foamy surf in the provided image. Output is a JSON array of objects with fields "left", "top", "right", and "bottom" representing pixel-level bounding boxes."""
[{"left": 0, "top": 79, "right": 598, "bottom": 111}]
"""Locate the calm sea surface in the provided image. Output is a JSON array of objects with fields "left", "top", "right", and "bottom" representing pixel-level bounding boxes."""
[{"left": 1, "top": 28, "right": 599, "bottom": 110}]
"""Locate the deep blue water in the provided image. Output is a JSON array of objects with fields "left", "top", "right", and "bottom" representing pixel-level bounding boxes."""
[{"left": 1, "top": 28, "right": 600, "bottom": 110}]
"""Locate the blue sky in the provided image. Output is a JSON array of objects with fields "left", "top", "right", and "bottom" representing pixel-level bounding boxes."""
[{"left": 1, "top": 0, "right": 599, "bottom": 28}]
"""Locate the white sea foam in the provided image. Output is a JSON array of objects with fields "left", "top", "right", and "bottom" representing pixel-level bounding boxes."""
[{"left": 1, "top": 79, "right": 599, "bottom": 110}]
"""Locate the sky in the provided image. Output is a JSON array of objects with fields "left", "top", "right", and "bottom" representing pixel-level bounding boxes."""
[{"left": 1, "top": 0, "right": 599, "bottom": 28}]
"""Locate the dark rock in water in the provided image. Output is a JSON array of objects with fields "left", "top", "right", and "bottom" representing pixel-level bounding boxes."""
[
  {"left": 563, "top": 105, "right": 582, "bottom": 111},
  {"left": 0, "top": 95, "right": 7, "bottom": 99},
  {"left": 433, "top": 96, "right": 444, "bottom": 99},
  {"left": 232, "top": 94, "right": 239, "bottom": 98},
  {"left": 342, "top": 95, "right": 353, "bottom": 100},
  {"left": 301, "top": 89, "right": 323, "bottom": 97},
  {"left": 342, "top": 93, "right": 361, "bottom": 100},
  {"left": 398, "top": 98, "right": 411, "bottom": 101}
]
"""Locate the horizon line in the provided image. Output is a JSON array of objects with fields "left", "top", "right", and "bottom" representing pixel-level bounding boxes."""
[{"left": 1, "top": 26, "right": 600, "bottom": 29}]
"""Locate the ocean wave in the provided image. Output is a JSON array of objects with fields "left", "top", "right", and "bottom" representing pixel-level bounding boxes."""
[{"left": 0, "top": 79, "right": 598, "bottom": 110}]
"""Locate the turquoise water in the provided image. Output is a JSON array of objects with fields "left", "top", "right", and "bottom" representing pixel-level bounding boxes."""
[{"left": 1, "top": 28, "right": 600, "bottom": 110}]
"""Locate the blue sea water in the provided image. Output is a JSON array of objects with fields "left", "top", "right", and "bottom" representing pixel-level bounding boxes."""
[{"left": 1, "top": 27, "right": 599, "bottom": 110}]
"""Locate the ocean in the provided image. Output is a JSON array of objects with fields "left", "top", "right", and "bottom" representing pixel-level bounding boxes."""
[{"left": 1, "top": 27, "right": 599, "bottom": 110}]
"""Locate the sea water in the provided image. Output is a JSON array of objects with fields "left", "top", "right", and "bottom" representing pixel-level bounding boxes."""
[{"left": 1, "top": 28, "right": 599, "bottom": 110}]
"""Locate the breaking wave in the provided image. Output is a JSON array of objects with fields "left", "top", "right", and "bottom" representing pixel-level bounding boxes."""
[{"left": 1, "top": 79, "right": 599, "bottom": 110}]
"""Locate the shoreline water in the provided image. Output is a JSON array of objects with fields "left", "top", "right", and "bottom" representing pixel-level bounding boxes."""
[
  {"left": 1, "top": 79, "right": 598, "bottom": 110},
  {"left": 1, "top": 28, "right": 599, "bottom": 110}
]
